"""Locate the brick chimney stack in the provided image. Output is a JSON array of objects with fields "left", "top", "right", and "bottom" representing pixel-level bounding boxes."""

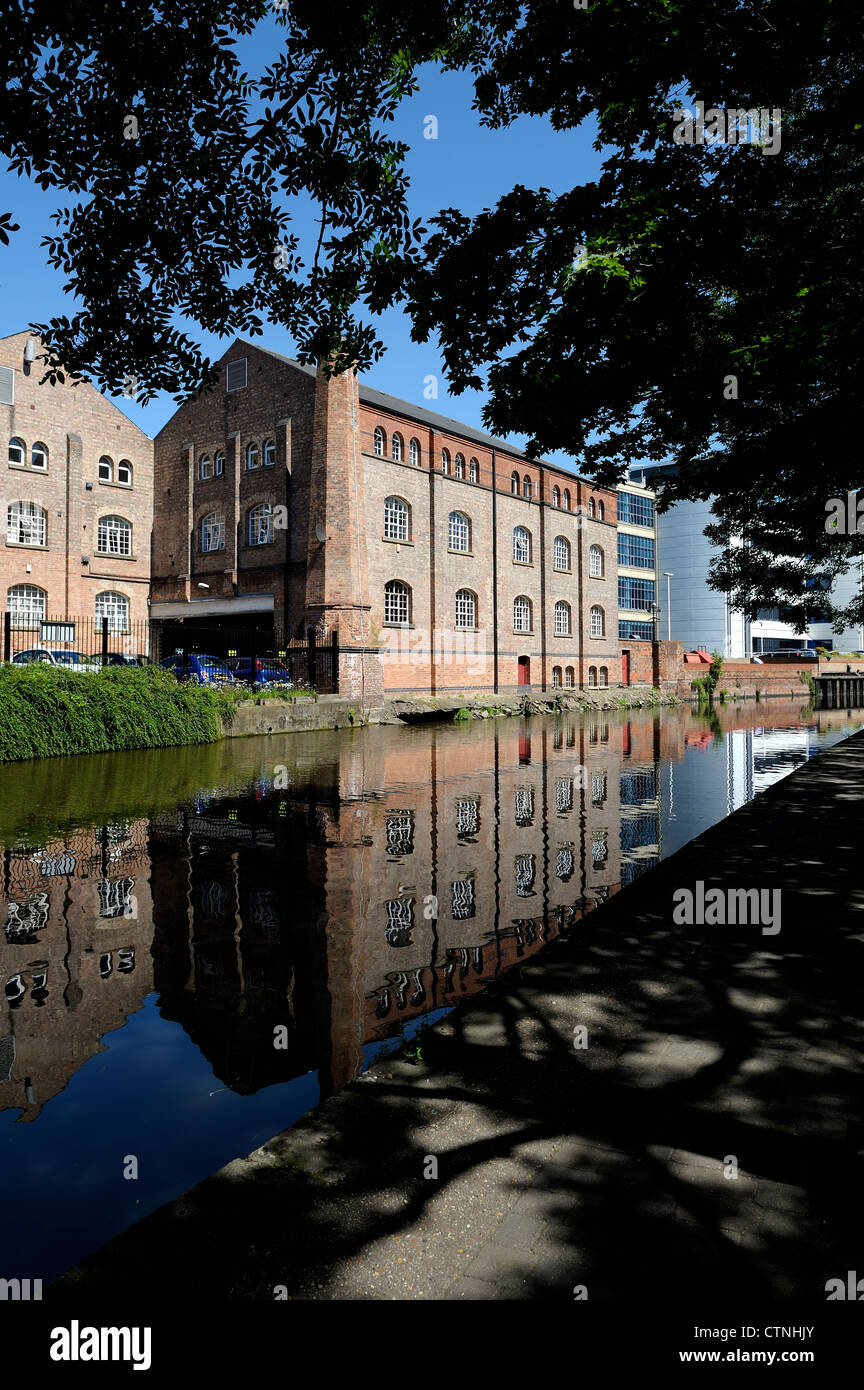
[{"left": 303, "top": 358, "right": 383, "bottom": 702}]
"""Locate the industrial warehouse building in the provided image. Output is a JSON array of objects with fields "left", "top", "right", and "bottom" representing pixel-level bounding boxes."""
[{"left": 151, "top": 341, "right": 661, "bottom": 700}]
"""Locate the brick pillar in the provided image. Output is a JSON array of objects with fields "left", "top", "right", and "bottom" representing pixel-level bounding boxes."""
[
  {"left": 303, "top": 359, "right": 383, "bottom": 702},
  {"left": 228, "top": 430, "right": 241, "bottom": 584},
  {"left": 65, "top": 432, "right": 84, "bottom": 616},
  {"left": 181, "top": 439, "right": 195, "bottom": 599}
]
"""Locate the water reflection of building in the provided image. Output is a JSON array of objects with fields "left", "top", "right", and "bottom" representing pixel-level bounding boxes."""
[
  {"left": 0, "top": 821, "right": 154, "bottom": 1120},
  {"left": 2, "top": 701, "right": 847, "bottom": 1123}
]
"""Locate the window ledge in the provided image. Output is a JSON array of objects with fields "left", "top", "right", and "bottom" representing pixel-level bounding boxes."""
[
  {"left": 512, "top": 559, "right": 534, "bottom": 567},
  {"left": 383, "top": 622, "right": 414, "bottom": 629},
  {"left": 381, "top": 536, "right": 414, "bottom": 546},
  {"left": 448, "top": 547, "right": 473, "bottom": 556},
  {"left": 6, "top": 540, "right": 48, "bottom": 550},
  {"left": 554, "top": 567, "right": 573, "bottom": 575},
  {"left": 513, "top": 629, "right": 534, "bottom": 636},
  {"left": 9, "top": 462, "right": 48, "bottom": 473}
]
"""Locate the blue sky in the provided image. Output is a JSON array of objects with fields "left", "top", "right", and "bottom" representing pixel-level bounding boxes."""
[{"left": 0, "top": 16, "right": 601, "bottom": 462}]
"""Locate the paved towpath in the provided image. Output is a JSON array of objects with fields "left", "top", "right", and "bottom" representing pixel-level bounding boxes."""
[{"left": 51, "top": 728, "right": 864, "bottom": 1300}]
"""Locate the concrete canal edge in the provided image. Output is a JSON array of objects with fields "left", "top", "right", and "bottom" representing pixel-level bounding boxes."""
[
  {"left": 48, "top": 728, "right": 864, "bottom": 1301},
  {"left": 229, "top": 688, "right": 680, "bottom": 738}
]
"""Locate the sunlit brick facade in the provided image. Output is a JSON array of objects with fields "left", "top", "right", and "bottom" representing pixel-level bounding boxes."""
[
  {"left": 151, "top": 341, "right": 637, "bottom": 698},
  {"left": 0, "top": 332, "right": 153, "bottom": 646}
]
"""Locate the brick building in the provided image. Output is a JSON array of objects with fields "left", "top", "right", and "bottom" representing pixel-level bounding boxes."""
[
  {"left": 0, "top": 332, "right": 153, "bottom": 650},
  {"left": 151, "top": 340, "right": 627, "bottom": 698}
]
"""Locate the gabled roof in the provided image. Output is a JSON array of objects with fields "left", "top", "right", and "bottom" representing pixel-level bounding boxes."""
[
  {"left": 0, "top": 330, "right": 152, "bottom": 439},
  {"left": 240, "top": 339, "right": 587, "bottom": 484}
]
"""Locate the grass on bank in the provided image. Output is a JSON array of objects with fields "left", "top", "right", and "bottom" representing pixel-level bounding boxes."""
[{"left": 0, "top": 663, "right": 243, "bottom": 763}]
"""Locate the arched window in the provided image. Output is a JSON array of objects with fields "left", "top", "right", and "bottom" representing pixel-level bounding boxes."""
[
  {"left": 9, "top": 438, "right": 25, "bottom": 466},
  {"left": 200, "top": 512, "right": 224, "bottom": 553},
  {"left": 98, "top": 455, "right": 114, "bottom": 482},
  {"left": 552, "top": 666, "right": 562, "bottom": 688},
  {"left": 552, "top": 486, "right": 561, "bottom": 508},
  {"left": 562, "top": 489, "right": 571, "bottom": 511},
  {"left": 8, "top": 583, "right": 46, "bottom": 627},
  {"left": 454, "top": 453, "right": 465, "bottom": 479},
  {"left": 513, "top": 525, "right": 531, "bottom": 564},
  {"left": 117, "top": 459, "right": 132, "bottom": 485},
  {"left": 199, "top": 454, "right": 212, "bottom": 480},
  {"left": 590, "top": 605, "right": 605, "bottom": 638},
  {"left": 513, "top": 595, "right": 532, "bottom": 633},
  {"left": 248, "top": 502, "right": 272, "bottom": 546},
  {"left": 384, "top": 579, "right": 411, "bottom": 625},
  {"left": 469, "top": 457, "right": 479, "bottom": 483},
  {"left": 589, "top": 544, "right": 604, "bottom": 577},
  {"left": 263, "top": 439, "right": 276, "bottom": 467},
  {"left": 554, "top": 535, "right": 570, "bottom": 571},
  {"left": 374, "top": 427, "right": 386, "bottom": 456},
  {"left": 554, "top": 600, "right": 572, "bottom": 636},
  {"left": 588, "top": 497, "right": 596, "bottom": 518},
  {"left": 598, "top": 666, "right": 608, "bottom": 687},
  {"left": 511, "top": 471, "right": 520, "bottom": 494},
  {"left": 384, "top": 495, "right": 410, "bottom": 541},
  {"left": 98, "top": 515, "right": 132, "bottom": 556},
  {"left": 441, "top": 448, "right": 450, "bottom": 474},
  {"left": 213, "top": 450, "right": 225, "bottom": 476},
  {"left": 455, "top": 588, "right": 476, "bottom": 629},
  {"left": 409, "top": 438, "right": 420, "bottom": 467},
  {"left": 246, "top": 441, "right": 260, "bottom": 470},
  {"left": 95, "top": 591, "right": 129, "bottom": 633},
  {"left": 7, "top": 501, "right": 46, "bottom": 546},
  {"left": 391, "top": 432, "right": 403, "bottom": 461},
  {"left": 448, "top": 510, "right": 470, "bottom": 552},
  {"left": 565, "top": 666, "right": 575, "bottom": 688},
  {"left": 522, "top": 474, "right": 532, "bottom": 498},
  {"left": 597, "top": 499, "right": 605, "bottom": 520},
  {"left": 588, "top": 666, "right": 597, "bottom": 687},
  {"left": 31, "top": 442, "right": 48, "bottom": 470}
]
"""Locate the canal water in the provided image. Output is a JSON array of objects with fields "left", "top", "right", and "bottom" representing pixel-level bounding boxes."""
[{"left": 1, "top": 700, "right": 861, "bottom": 1281}]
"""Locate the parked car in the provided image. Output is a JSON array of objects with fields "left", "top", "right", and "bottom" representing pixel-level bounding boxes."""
[
  {"left": 225, "top": 656, "right": 293, "bottom": 689},
  {"left": 49, "top": 649, "right": 102, "bottom": 672},
  {"left": 11, "top": 648, "right": 55, "bottom": 665},
  {"left": 90, "top": 652, "right": 154, "bottom": 667},
  {"left": 159, "top": 652, "right": 236, "bottom": 684},
  {"left": 11, "top": 648, "right": 100, "bottom": 671}
]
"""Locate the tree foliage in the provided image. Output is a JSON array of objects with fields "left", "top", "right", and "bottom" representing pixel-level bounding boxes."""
[{"left": 3, "top": 1, "right": 863, "bottom": 625}]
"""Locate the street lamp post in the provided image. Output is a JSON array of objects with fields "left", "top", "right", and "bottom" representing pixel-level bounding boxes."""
[{"left": 662, "top": 571, "right": 674, "bottom": 641}]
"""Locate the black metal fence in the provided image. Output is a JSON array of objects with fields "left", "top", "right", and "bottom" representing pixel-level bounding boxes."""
[
  {"left": 2, "top": 613, "right": 340, "bottom": 693},
  {"left": 2, "top": 613, "right": 152, "bottom": 667}
]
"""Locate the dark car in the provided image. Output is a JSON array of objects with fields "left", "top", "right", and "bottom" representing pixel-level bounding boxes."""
[
  {"left": 90, "top": 652, "right": 154, "bottom": 668},
  {"left": 225, "top": 656, "right": 293, "bottom": 689},
  {"left": 159, "top": 653, "right": 236, "bottom": 685}
]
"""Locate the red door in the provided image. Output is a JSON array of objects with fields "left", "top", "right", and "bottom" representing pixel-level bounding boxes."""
[
  {"left": 621, "top": 650, "right": 631, "bottom": 687},
  {"left": 518, "top": 655, "right": 530, "bottom": 686}
]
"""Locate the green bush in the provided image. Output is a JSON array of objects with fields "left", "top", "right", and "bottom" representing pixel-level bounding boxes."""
[{"left": 0, "top": 663, "right": 239, "bottom": 763}]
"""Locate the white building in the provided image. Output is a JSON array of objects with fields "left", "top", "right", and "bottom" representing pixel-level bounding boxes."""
[{"left": 635, "top": 463, "right": 861, "bottom": 655}]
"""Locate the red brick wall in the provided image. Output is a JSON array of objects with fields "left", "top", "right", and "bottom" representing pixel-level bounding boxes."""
[
  {"left": 152, "top": 341, "right": 315, "bottom": 623},
  {"left": 0, "top": 331, "right": 153, "bottom": 638}
]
